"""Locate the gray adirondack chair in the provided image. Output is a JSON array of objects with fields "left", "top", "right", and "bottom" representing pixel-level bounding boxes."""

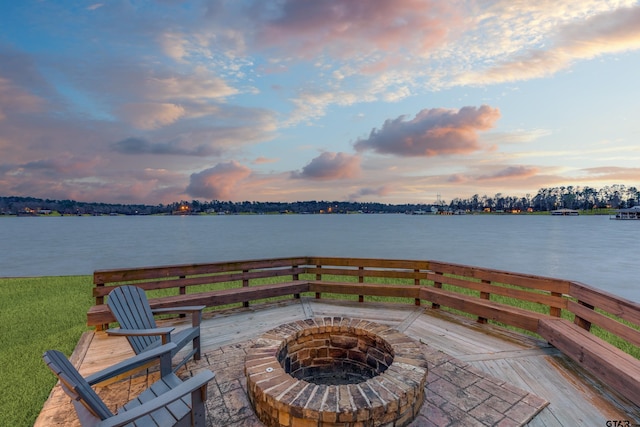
[
  {"left": 43, "top": 343, "right": 215, "bottom": 427},
  {"left": 107, "top": 285, "right": 205, "bottom": 374}
]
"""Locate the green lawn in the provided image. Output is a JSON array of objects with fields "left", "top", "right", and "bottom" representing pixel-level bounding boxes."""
[{"left": 0, "top": 276, "right": 93, "bottom": 426}]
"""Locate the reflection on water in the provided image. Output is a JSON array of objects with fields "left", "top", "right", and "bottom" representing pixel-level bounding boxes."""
[{"left": 0, "top": 214, "right": 638, "bottom": 301}]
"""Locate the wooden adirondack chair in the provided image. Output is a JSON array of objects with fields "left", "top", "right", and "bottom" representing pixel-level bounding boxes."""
[
  {"left": 107, "top": 285, "right": 204, "bottom": 374},
  {"left": 43, "top": 343, "right": 215, "bottom": 427}
]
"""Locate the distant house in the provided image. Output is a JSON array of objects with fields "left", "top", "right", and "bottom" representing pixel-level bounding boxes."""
[
  {"left": 550, "top": 208, "right": 579, "bottom": 216},
  {"left": 611, "top": 206, "right": 640, "bottom": 220}
]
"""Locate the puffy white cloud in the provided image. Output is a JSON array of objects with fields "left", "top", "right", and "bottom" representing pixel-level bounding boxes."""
[
  {"left": 355, "top": 105, "right": 500, "bottom": 157},
  {"left": 292, "top": 152, "right": 360, "bottom": 180},
  {"left": 186, "top": 161, "right": 252, "bottom": 199}
]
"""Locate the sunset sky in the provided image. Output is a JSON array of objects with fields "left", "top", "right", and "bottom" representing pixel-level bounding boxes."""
[{"left": 2, "top": 0, "right": 640, "bottom": 205}]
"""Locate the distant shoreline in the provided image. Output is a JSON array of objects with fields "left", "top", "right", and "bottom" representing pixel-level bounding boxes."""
[
  {"left": 0, "top": 208, "right": 617, "bottom": 217},
  {"left": 0, "top": 190, "right": 632, "bottom": 216}
]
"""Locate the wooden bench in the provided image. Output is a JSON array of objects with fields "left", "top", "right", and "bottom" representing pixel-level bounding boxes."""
[
  {"left": 538, "top": 281, "right": 640, "bottom": 407},
  {"left": 419, "top": 286, "right": 551, "bottom": 333},
  {"left": 538, "top": 317, "right": 640, "bottom": 407}
]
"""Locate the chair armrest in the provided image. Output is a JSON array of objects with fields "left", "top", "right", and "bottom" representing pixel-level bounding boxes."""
[
  {"left": 85, "top": 343, "right": 177, "bottom": 386},
  {"left": 151, "top": 305, "right": 205, "bottom": 314},
  {"left": 106, "top": 326, "right": 175, "bottom": 337},
  {"left": 97, "top": 370, "right": 216, "bottom": 427}
]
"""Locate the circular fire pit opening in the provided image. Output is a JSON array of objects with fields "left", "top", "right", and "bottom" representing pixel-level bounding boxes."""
[
  {"left": 279, "top": 320, "right": 393, "bottom": 386},
  {"left": 245, "top": 317, "right": 428, "bottom": 427}
]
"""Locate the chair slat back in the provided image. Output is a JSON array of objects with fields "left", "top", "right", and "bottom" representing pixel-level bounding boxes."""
[
  {"left": 43, "top": 350, "right": 113, "bottom": 421},
  {"left": 107, "top": 285, "right": 160, "bottom": 354}
]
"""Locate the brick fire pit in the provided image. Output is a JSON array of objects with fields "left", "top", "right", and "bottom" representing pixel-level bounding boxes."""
[{"left": 245, "top": 317, "right": 429, "bottom": 426}]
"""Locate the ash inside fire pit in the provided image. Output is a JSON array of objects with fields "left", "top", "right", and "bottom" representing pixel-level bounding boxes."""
[{"left": 278, "top": 323, "right": 394, "bottom": 385}]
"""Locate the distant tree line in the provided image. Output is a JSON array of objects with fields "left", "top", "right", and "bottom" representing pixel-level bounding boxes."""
[
  {"left": 0, "top": 196, "right": 164, "bottom": 216},
  {"left": 0, "top": 196, "right": 428, "bottom": 215},
  {"left": 1, "top": 184, "right": 637, "bottom": 216},
  {"left": 448, "top": 184, "right": 639, "bottom": 212}
]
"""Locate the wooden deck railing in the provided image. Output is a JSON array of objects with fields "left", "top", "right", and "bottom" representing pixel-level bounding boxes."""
[{"left": 88, "top": 256, "right": 640, "bottom": 405}]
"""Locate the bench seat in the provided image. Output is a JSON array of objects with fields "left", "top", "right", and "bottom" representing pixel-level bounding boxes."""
[
  {"left": 88, "top": 281, "right": 311, "bottom": 326},
  {"left": 538, "top": 317, "right": 640, "bottom": 407},
  {"left": 419, "top": 286, "right": 550, "bottom": 333}
]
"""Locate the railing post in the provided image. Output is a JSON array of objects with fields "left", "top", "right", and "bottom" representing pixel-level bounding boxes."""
[
  {"left": 478, "top": 279, "right": 490, "bottom": 324},
  {"left": 293, "top": 265, "right": 300, "bottom": 299},
  {"left": 414, "top": 268, "right": 421, "bottom": 306},
  {"left": 550, "top": 292, "right": 562, "bottom": 317},
  {"left": 179, "top": 276, "right": 186, "bottom": 296},
  {"left": 243, "top": 269, "right": 250, "bottom": 307},
  {"left": 96, "top": 281, "right": 106, "bottom": 331},
  {"left": 574, "top": 300, "right": 594, "bottom": 331},
  {"left": 315, "top": 264, "right": 321, "bottom": 299},
  {"left": 432, "top": 272, "right": 443, "bottom": 309},
  {"left": 179, "top": 275, "right": 187, "bottom": 317},
  {"left": 358, "top": 266, "right": 364, "bottom": 303}
]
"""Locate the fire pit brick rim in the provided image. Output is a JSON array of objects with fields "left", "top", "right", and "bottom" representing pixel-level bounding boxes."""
[{"left": 245, "top": 317, "right": 429, "bottom": 427}]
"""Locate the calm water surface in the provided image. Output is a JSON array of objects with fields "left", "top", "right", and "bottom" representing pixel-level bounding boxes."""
[{"left": 1, "top": 214, "right": 638, "bottom": 302}]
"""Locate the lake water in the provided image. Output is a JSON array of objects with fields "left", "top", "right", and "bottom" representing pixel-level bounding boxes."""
[{"left": 1, "top": 214, "right": 638, "bottom": 302}]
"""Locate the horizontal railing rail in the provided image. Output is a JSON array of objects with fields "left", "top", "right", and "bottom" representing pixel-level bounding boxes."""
[{"left": 423, "top": 260, "right": 570, "bottom": 319}]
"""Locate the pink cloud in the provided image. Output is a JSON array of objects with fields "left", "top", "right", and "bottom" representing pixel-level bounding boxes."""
[
  {"left": 4, "top": 171, "right": 168, "bottom": 205},
  {"left": 186, "top": 161, "right": 252, "bottom": 199},
  {"left": 580, "top": 166, "right": 640, "bottom": 181},
  {"left": 259, "top": 0, "right": 456, "bottom": 59},
  {"left": 354, "top": 105, "right": 500, "bottom": 157},
  {"left": 557, "top": 5, "right": 640, "bottom": 58},
  {"left": 21, "top": 155, "right": 102, "bottom": 177},
  {"left": 291, "top": 152, "right": 360, "bottom": 181},
  {"left": 0, "top": 77, "right": 45, "bottom": 120},
  {"left": 444, "top": 166, "right": 539, "bottom": 185},
  {"left": 349, "top": 185, "right": 392, "bottom": 200},
  {"left": 462, "top": 5, "right": 640, "bottom": 85},
  {"left": 253, "top": 156, "right": 278, "bottom": 164},
  {"left": 116, "top": 103, "right": 186, "bottom": 130},
  {"left": 447, "top": 174, "right": 467, "bottom": 184},
  {"left": 477, "top": 166, "right": 539, "bottom": 181}
]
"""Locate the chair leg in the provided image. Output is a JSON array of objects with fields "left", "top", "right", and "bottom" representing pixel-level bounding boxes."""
[
  {"left": 191, "top": 384, "right": 208, "bottom": 426},
  {"left": 160, "top": 348, "right": 173, "bottom": 377}
]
